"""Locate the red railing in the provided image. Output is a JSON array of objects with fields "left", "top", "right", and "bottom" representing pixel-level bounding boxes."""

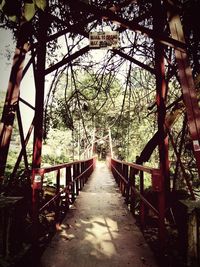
[
  {"left": 31, "top": 157, "right": 96, "bottom": 235},
  {"left": 109, "top": 157, "right": 165, "bottom": 244}
]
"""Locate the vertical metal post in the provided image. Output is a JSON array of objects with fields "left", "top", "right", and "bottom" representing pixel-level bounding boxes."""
[
  {"left": 153, "top": 0, "right": 169, "bottom": 248},
  {"left": 77, "top": 162, "right": 81, "bottom": 191},
  {"left": 16, "top": 106, "right": 29, "bottom": 170},
  {"left": 125, "top": 165, "right": 130, "bottom": 204},
  {"left": 72, "top": 164, "right": 77, "bottom": 200},
  {"left": 65, "top": 166, "right": 71, "bottom": 209},
  {"left": 130, "top": 167, "right": 136, "bottom": 215},
  {"left": 31, "top": 10, "right": 47, "bottom": 243},
  {"left": 120, "top": 163, "right": 123, "bottom": 193},
  {"left": 116, "top": 161, "right": 120, "bottom": 186},
  {"left": 81, "top": 162, "right": 85, "bottom": 188},
  {"left": 74, "top": 164, "right": 79, "bottom": 196},
  {"left": 55, "top": 169, "right": 60, "bottom": 225},
  {"left": 123, "top": 164, "right": 128, "bottom": 198},
  {"left": 32, "top": 12, "right": 47, "bottom": 170},
  {"left": 140, "top": 170, "right": 145, "bottom": 230}
]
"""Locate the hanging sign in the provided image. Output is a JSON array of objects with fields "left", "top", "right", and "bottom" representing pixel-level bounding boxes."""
[{"left": 89, "top": 31, "right": 120, "bottom": 49}]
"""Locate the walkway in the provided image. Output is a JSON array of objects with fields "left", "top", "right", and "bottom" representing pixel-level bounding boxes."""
[{"left": 39, "top": 161, "right": 158, "bottom": 267}]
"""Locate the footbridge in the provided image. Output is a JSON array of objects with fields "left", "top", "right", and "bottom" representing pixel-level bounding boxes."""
[{"left": 0, "top": 1, "right": 200, "bottom": 266}]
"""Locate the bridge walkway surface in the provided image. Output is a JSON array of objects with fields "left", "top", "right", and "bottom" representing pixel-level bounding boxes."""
[{"left": 39, "top": 161, "right": 158, "bottom": 267}]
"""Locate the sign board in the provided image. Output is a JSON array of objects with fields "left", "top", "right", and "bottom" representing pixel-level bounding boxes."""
[
  {"left": 34, "top": 175, "right": 42, "bottom": 183},
  {"left": 89, "top": 31, "right": 120, "bottom": 49}
]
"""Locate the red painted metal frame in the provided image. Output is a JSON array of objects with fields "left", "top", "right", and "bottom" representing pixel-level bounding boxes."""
[
  {"left": 32, "top": 157, "right": 96, "bottom": 238},
  {"left": 109, "top": 158, "right": 164, "bottom": 246},
  {"left": 1, "top": 0, "right": 199, "bottom": 185},
  {"left": 67, "top": 0, "right": 186, "bottom": 51},
  {"left": 0, "top": 1, "right": 199, "bottom": 258},
  {"left": 0, "top": 43, "right": 30, "bottom": 181},
  {"left": 153, "top": 0, "right": 169, "bottom": 248},
  {"left": 32, "top": 12, "right": 47, "bottom": 171},
  {"left": 167, "top": 1, "right": 200, "bottom": 177}
]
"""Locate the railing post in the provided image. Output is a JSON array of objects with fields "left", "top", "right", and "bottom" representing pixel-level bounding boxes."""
[
  {"left": 77, "top": 163, "right": 81, "bottom": 193},
  {"left": 74, "top": 163, "right": 79, "bottom": 196},
  {"left": 71, "top": 165, "right": 75, "bottom": 203},
  {"left": 84, "top": 160, "right": 87, "bottom": 183},
  {"left": 80, "top": 162, "right": 85, "bottom": 189},
  {"left": 152, "top": 0, "right": 168, "bottom": 250},
  {"left": 130, "top": 167, "right": 136, "bottom": 215},
  {"left": 120, "top": 163, "right": 123, "bottom": 194},
  {"left": 31, "top": 169, "right": 43, "bottom": 244},
  {"left": 124, "top": 164, "right": 128, "bottom": 200},
  {"left": 65, "top": 166, "right": 71, "bottom": 209},
  {"left": 55, "top": 169, "right": 60, "bottom": 225},
  {"left": 125, "top": 165, "right": 130, "bottom": 204},
  {"left": 152, "top": 169, "right": 165, "bottom": 249},
  {"left": 116, "top": 161, "right": 119, "bottom": 184},
  {"left": 140, "top": 170, "right": 145, "bottom": 230}
]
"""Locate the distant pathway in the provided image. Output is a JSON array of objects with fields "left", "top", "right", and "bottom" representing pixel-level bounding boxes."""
[{"left": 40, "top": 161, "right": 158, "bottom": 267}]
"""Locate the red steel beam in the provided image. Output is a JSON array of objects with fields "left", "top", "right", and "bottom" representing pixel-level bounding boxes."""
[
  {"left": 11, "top": 117, "right": 35, "bottom": 177},
  {"left": 167, "top": 1, "right": 200, "bottom": 177},
  {"left": 153, "top": 0, "right": 169, "bottom": 250},
  {"left": 16, "top": 106, "right": 29, "bottom": 171},
  {"left": 0, "top": 42, "right": 29, "bottom": 181},
  {"left": 32, "top": 13, "right": 47, "bottom": 170},
  {"left": 67, "top": 0, "right": 186, "bottom": 51},
  {"left": 31, "top": 12, "right": 47, "bottom": 244}
]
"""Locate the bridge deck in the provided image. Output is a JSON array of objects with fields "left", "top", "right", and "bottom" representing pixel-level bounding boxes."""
[{"left": 39, "top": 161, "right": 158, "bottom": 267}]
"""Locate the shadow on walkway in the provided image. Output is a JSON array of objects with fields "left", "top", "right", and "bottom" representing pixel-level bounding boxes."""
[{"left": 39, "top": 161, "right": 158, "bottom": 267}]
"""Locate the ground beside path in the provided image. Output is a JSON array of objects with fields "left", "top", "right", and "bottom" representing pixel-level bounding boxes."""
[{"left": 39, "top": 161, "right": 158, "bottom": 267}]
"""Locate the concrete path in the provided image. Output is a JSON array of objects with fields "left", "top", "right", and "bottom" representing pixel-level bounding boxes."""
[{"left": 39, "top": 161, "right": 158, "bottom": 267}]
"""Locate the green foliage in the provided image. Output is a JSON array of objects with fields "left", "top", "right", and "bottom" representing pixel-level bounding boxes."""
[
  {"left": 0, "top": 0, "right": 46, "bottom": 23},
  {"left": 45, "top": 67, "right": 159, "bottom": 164},
  {"left": 0, "top": 0, "right": 198, "bottom": 195},
  {"left": 42, "top": 128, "right": 72, "bottom": 165}
]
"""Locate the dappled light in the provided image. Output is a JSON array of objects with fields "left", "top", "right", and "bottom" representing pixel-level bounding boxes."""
[
  {"left": 83, "top": 216, "right": 119, "bottom": 258},
  {"left": 0, "top": 1, "right": 200, "bottom": 266},
  {"left": 40, "top": 161, "right": 157, "bottom": 267}
]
